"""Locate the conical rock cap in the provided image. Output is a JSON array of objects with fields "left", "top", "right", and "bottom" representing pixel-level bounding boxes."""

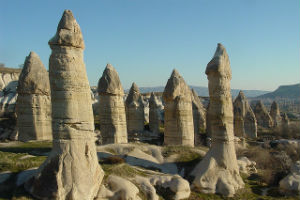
[
  {"left": 98, "top": 63, "right": 124, "bottom": 95},
  {"left": 49, "top": 10, "right": 84, "bottom": 49},
  {"left": 17, "top": 51, "right": 50, "bottom": 95},
  {"left": 125, "top": 82, "right": 141, "bottom": 105}
]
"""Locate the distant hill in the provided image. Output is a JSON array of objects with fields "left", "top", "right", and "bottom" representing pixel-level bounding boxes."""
[
  {"left": 125, "top": 85, "right": 270, "bottom": 98},
  {"left": 256, "top": 83, "right": 300, "bottom": 99}
]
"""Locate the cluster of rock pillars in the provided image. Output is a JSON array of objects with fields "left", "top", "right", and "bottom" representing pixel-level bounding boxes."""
[{"left": 13, "top": 10, "right": 291, "bottom": 199}]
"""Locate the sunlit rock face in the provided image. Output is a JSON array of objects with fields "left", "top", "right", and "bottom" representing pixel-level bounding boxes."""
[
  {"left": 233, "top": 91, "right": 257, "bottom": 138},
  {"left": 191, "top": 44, "right": 244, "bottom": 197},
  {"left": 253, "top": 100, "right": 273, "bottom": 128},
  {"left": 125, "top": 82, "right": 144, "bottom": 140},
  {"left": 16, "top": 51, "right": 52, "bottom": 142},
  {"left": 163, "top": 69, "right": 194, "bottom": 147},
  {"left": 149, "top": 92, "right": 162, "bottom": 135},
  {"left": 98, "top": 63, "right": 127, "bottom": 144},
  {"left": 25, "top": 10, "right": 104, "bottom": 200}
]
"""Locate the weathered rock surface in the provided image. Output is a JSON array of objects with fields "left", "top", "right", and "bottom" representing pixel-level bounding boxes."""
[
  {"left": 233, "top": 91, "right": 257, "bottom": 138},
  {"left": 163, "top": 69, "right": 194, "bottom": 146},
  {"left": 281, "top": 113, "right": 290, "bottom": 129},
  {"left": 98, "top": 64, "right": 127, "bottom": 144},
  {"left": 191, "top": 44, "right": 244, "bottom": 197},
  {"left": 191, "top": 89, "right": 206, "bottom": 144},
  {"left": 16, "top": 51, "right": 52, "bottom": 142},
  {"left": 125, "top": 82, "right": 144, "bottom": 140},
  {"left": 237, "top": 156, "right": 257, "bottom": 175},
  {"left": 253, "top": 100, "right": 273, "bottom": 128},
  {"left": 0, "top": 67, "right": 20, "bottom": 118},
  {"left": 25, "top": 10, "right": 104, "bottom": 200},
  {"left": 270, "top": 101, "right": 282, "bottom": 127},
  {"left": 279, "top": 161, "right": 300, "bottom": 195},
  {"left": 149, "top": 92, "right": 162, "bottom": 135}
]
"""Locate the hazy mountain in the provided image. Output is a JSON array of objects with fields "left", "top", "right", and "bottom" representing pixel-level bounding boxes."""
[
  {"left": 125, "top": 85, "right": 270, "bottom": 98},
  {"left": 255, "top": 83, "right": 300, "bottom": 99}
]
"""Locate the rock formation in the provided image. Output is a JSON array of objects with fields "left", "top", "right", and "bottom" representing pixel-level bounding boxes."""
[
  {"left": 233, "top": 91, "right": 257, "bottom": 138},
  {"left": 16, "top": 51, "right": 52, "bottom": 142},
  {"left": 270, "top": 101, "right": 282, "bottom": 127},
  {"left": 125, "top": 82, "right": 144, "bottom": 139},
  {"left": 191, "top": 89, "right": 206, "bottom": 144},
  {"left": 191, "top": 44, "right": 244, "bottom": 197},
  {"left": 281, "top": 113, "right": 290, "bottom": 129},
  {"left": 253, "top": 100, "right": 273, "bottom": 128},
  {"left": 25, "top": 10, "right": 104, "bottom": 199},
  {"left": 163, "top": 69, "right": 194, "bottom": 146},
  {"left": 0, "top": 67, "right": 21, "bottom": 118},
  {"left": 98, "top": 63, "right": 127, "bottom": 144},
  {"left": 279, "top": 161, "right": 300, "bottom": 195},
  {"left": 149, "top": 92, "right": 161, "bottom": 134}
]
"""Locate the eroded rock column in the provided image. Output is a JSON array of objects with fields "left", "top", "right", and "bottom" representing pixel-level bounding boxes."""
[
  {"left": 253, "top": 100, "right": 273, "bottom": 128},
  {"left": 17, "top": 52, "right": 52, "bottom": 142},
  {"left": 270, "top": 101, "right": 282, "bottom": 127},
  {"left": 191, "top": 89, "right": 206, "bottom": 144},
  {"left": 233, "top": 91, "right": 257, "bottom": 138},
  {"left": 163, "top": 69, "right": 194, "bottom": 146},
  {"left": 98, "top": 64, "right": 127, "bottom": 144},
  {"left": 191, "top": 44, "right": 244, "bottom": 197},
  {"left": 149, "top": 92, "right": 161, "bottom": 134},
  {"left": 125, "top": 82, "right": 144, "bottom": 139},
  {"left": 25, "top": 10, "right": 104, "bottom": 200}
]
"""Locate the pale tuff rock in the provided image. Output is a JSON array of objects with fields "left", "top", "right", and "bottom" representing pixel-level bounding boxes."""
[
  {"left": 281, "top": 113, "right": 290, "bottom": 129},
  {"left": 270, "top": 101, "right": 282, "bottom": 127},
  {"left": 191, "top": 44, "right": 244, "bottom": 197},
  {"left": 16, "top": 52, "right": 52, "bottom": 142},
  {"left": 191, "top": 89, "right": 206, "bottom": 144},
  {"left": 253, "top": 100, "right": 273, "bottom": 128},
  {"left": 135, "top": 176, "right": 159, "bottom": 200},
  {"left": 237, "top": 157, "right": 257, "bottom": 175},
  {"left": 125, "top": 82, "right": 145, "bottom": 139},
  {"left": 98, "top": 64, "right": 127, "bottom": 144},
  {"left": 279, "top": 161, "right": 300, "bottom": 195},
  {"left": 0, "top": 67, "right": 20, "bottom": 118},
  {"left": 163, "top": 69, "right": 194, "bottom": 146},
  {"left": 25, "top": 10, "right": 104, "bottom": 200},
  {"left": 233, "top": 91, "right": 257, "bottom": 138},
  {"left": 149, "top": 92, "right": 161, "bottom": 134}
]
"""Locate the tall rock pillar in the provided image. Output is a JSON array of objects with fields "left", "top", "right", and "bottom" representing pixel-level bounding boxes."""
[
  {"left": 98, "top": 64, "right": 127, "bottom": 144},
  {"left": 125, "top": 82, "right": 144, "bottom": 139},
  {"left": 191, "top": 44, "right": 244, "bottom": 197},
  {"left": 270, "top": 101, "right": 282, "bottom": 127},
  {"left": 253, "top": 100, "right": 273, "bottom": 128},
  {"left": 149, "top": 92, "right": 161, "bottom": 134},
  {"left": 163, "top": 69, "right": 194, "bottom": 146},
  {"left": 17, "top": 52, "right": 52, "bottom": 142},
  {"left": 25, "top": 10, "right": 104, "bottom": 200}
]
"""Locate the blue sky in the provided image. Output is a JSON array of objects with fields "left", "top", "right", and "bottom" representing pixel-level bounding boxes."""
[{"left": 0, "top": 0, "right": 299, "bottom": 91}]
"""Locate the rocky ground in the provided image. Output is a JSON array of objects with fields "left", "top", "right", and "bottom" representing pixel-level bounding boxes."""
[{"left": 0, "top": 141, "right": 299, "bottom": 200}]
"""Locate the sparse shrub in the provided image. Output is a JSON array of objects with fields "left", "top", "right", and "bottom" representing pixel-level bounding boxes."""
[{"left": 102, "top": 156, "right": 125, "bottom": 164}]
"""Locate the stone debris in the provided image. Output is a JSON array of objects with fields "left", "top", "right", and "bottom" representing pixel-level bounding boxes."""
[
  {"left": 191, "top": 43, "right": 244, "bottom": 197},
  {"left": 237, "top": 156, "right": 257, "bottom": 175},
  {"left": 279, "top": 161, "right": 300, "bottom": 195},
  {"left": 163, "top": 69, "right": 194, "bottom": 147},
  {"left": 270, "top": 101, "right": 282, "bottom": 127},
  {"left": 25, "top": 10, "right": 104, "bottom": 200},
  {"left": 253, "top": 100, "right": 273, "bottom": 128},
  {"left": 98, "top": 64, "right": 128, "bottom": 144},
  {"left": 16, "top": 51, "right": 52, "bottom": 142},
  {"left": 125, "top": 82, "right": 145, "bottom": 140},
  {"left": 233, "top": 91, "right": 257, "bottom": 138}
]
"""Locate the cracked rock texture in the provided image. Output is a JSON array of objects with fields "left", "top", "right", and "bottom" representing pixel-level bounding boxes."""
[
  {"left": 98, "top": 64, "right": 127, "bottom": 144},
  {"left": 233, "top": 91, "right": 257, "bottom": 138},
  {"left": 253, "top": 100, "right": 273, "bottom": 128},
  {"left": 191, "top": 44, "right": 244, "bottom": 197},
  {"left": 163, "top": 69, "right": 194, "bottom": 146},
  {"left": 125, "top": 82, "right": 144, "bottom": 140},
  {"left": 16, "top": 51, "right": 52, "bottom": 142},
  {"left": 25, "top": 10, "right": 104, "bottom": 200},
  {"left": 270, "top": 101, "right": 282, "bottom": 127}
]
